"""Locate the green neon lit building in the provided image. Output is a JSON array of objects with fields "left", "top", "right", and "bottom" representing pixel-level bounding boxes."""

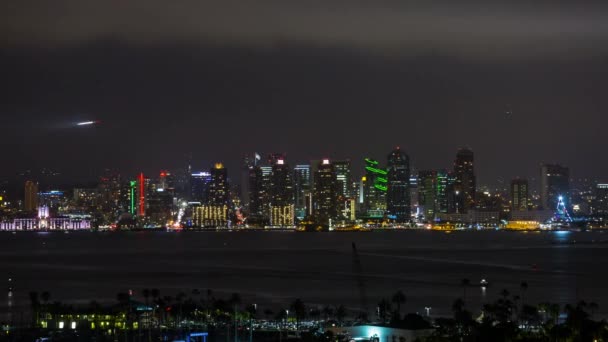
[{"left": 363, "top": 158, "right": 387, "bottom": 218}]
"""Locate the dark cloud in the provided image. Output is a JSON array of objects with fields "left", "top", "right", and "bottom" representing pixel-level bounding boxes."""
[
  {"left": 2, "top": 1, "right": 608, "bottom": 60},
  {"left": 1, "top": 2, "right": 607, "bottom": 186}
]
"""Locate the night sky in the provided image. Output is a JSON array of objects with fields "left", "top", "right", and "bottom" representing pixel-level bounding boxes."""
[{"left": 2, "top": 1, "right": 608, "bottom": 186}]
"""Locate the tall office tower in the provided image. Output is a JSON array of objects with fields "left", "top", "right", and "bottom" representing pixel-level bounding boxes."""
[
  {"left": 435, "top": 169, "right": 449, "bottom": 214},
  {"left": 313, "top": 159, "right": 338, "bottom": 225},
  {"left": 333, "top": 160, "right": 352, "bottom": 199},
  {"left": 594, "top": 184, "right": 608, "bottom": 215},
  {"left": 363, "top": 158, "right": 387, "bottom": 218},
  {"left": 248, "top": 165, "right": 272, "bottom": 222},
  {"left": 24, "top": 180, "right": 39, "bottom": 212},
  {"left": 240, "top": 155, "right": 254, "bottom": 209},
  {"left": 138, "top": 173, "right": 146, "bottom": 217},
  {"left": 208, "top": 163, "right": 229, "bottom": 205},
  {"left": 269, "top": 159, "right": 294, "bottom": 226},
  {"left": 453, "top": 148, "right": 476, "bottom": 213},
  {"left": 447, "top": 172, "right": 458, "bottom": 213},
  {"left": 128, "top": 180, "right": 137, "bottom": 215},
  {"left": 409, "top": 173, "right": 419, "bottom": 217},
  {"left": 418, "top": 170, "right": 437, "bottom": 220},
  {"left": 190, "top": 171, "right": 212, "bottom": 203},
  {"left": 294, "top": 165, "right": 311, "bottom": 220},
  {"left": 510, "top": 178, "right": 529, "bottom": 211},
  {"left": 147, "top": 187, "right": 174, "bottom": 225},
  {"left": 98, "top": 171, "right": 123, "bottom": 215},
  {"left": 540, "top": 164, "right": 570, "bottom": 210},
  {"left": 194, "top": 163, "right": 229, "bottom": 227},
  {"left": 386, "top": 147, "right": 411, "bottom": 222},
  {"left": 158, "top": 171, "right": 175, "bottom": 194}
]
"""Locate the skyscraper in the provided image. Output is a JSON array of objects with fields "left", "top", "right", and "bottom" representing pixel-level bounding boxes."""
[
  {"left": 386, "top": 147, "right": 410, "bottom": 222},
  {"left": 363, "top": 158, "right": 387, "bottom": 218},
  {"left": 333, "top": 160, "right": 352, "bottom": 199},
  {"left": 510, "top": 179, "right": 529, "bottom": 211},
  {"left": 208, "top": 163, "right": 229, "bottom": 205},
  {"left": 193, "top": 163, "right": 229, "bottom": 227},
  {"left": 248, "top": 165, "right": 272, "bottom": 223},
  {"left": 313, "top": 159, "right": 338, "bottom": 225},
  {"left": 24, "top": 180, "right": 38, "bottom": 212},
  {"left": 190, "top": 171, "right": 212, "bottom": 203},
  {"left": 418, "top": 170, "right": 437, "bottom": 220},
  {"left": 293, "top": 164, "right": 311, "bottom": 220},
  {"left": 270, "top": 159, "right": 294, "bottom": 226},
  {"left": 453, "top": 148, "right": 476, "bottom": 213},
  {"left": 435, "top": 169, "right": 449, "bottom": 214},
  {"left": 540, "top": 164, "right": 570, "bottom": 210}
]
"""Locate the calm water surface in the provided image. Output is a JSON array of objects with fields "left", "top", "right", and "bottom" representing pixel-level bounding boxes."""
[{"left": 1, "top": 230, "right": 607, "bottom": 318}]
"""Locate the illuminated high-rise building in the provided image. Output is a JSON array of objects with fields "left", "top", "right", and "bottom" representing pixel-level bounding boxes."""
[
  {"left": 158, "top": 171, "right": 175, "bottom": 194},
  {"left": 363, "top": 158, "right": 387, "bottom": 218},
  {"left": 270, "top": 159, "right": 294, "bottom": 226},
  {"left": 293, "top": 165, "right": 311, "bottom": 220},
  {"left": 191, "top": 171, "right": 212, "bottom": 203},
  {"left": 386, "top": 147, "right": 410, "bottom": 222},
  {"left": 193, "top": 163, "right": 229, "bottom": 227},
  {"left": 510, "top": 178, "right": 529, "bottom": 211},
  {"left": 453, "top": 148, "right": 476, "bottom": 213},
  {"left": 138, "top": 173, "right": 146, "bottom": 217},
  {"left": 248, "top": 165, "right": 272, "bottom": 223},
  {"left": 418, "top": 170, "right": 437, "bottom": 220},
  {"left": 435, "top": 169, "right": 449, "bottom": 214},
  {"left": 540, "top": 163, "right": 570, "bottom": 210},
  {"left": 24, "top": 180, "right": 39, "bottom": 212},
  {"left": 313, "top": 159, "right": 338, "bottom": 225},
  {"left": 333, "top": 160, "right": 352, "bottom": 199},
  {"left": 128, "top": 180, "right": 137, "bottom": 215},
  {"left": 594, "top": 184, "right": 608, "bottom": 215},
  {"left": 208, "top": 163, "right": 229, "bottom": 205}
]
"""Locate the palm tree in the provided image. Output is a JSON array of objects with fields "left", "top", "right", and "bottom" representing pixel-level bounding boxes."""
[
  {"left": 589, "top": 302, "right": 599, "bottom": 320},
  {"left": 142, "top": 288, "right": 151, "bottom": 306},
  {"left": 322, "top": 305, "right": 334, "bottom": 321},
  {"left": 28, "top": 291, "right": 40, "bottom": 328},
  {"left": 391, "top": 290, "right": 406, "bottom": 319},
  {"left": 377, "top": 298, "right": 392, "bottom": 324},
  {"left": 520, "top": 281, "right": 528, "bottom": 307},
  {"left": 290, "top": 299, "right": 306, "bottom": 331},
  {"left": 264, "top": 308, "right": 274, "bottom": 321},
  {"left": 335, "top": 305, "right": 347, "bottom": 325},
  {"left": 40, "top": 291, "right": 51, "bottom": 320},
  {"left": 461, "top": 279, "right": 470, "bottom": 304}
]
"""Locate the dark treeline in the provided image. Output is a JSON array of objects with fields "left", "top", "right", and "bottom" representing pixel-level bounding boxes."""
[{"left": 4, "top": 283, "right": 608, "bottom": 342}]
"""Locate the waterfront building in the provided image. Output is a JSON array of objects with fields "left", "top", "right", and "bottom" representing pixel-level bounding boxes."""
[
  {"left": 511, "top": 178, "right": 529, "bottom": 211},
  {"left": 192, "top": 205, "right": 228, "bottom": 227}
]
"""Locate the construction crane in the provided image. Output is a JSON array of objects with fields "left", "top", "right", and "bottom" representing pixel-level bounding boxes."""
[{"left": 352, "top": 242, "right": 368, "bottom": 321}]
